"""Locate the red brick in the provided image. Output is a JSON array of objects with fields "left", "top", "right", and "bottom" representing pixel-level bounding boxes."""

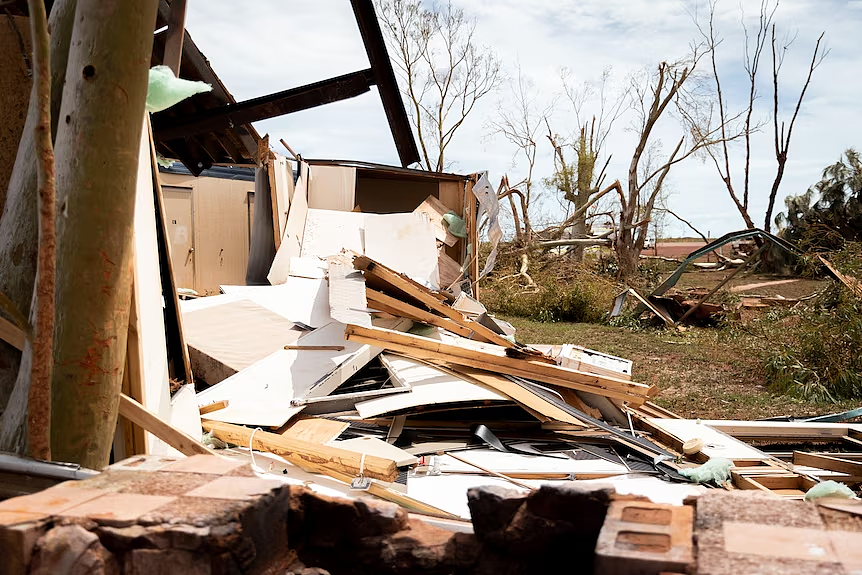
[{"left": 594, "top": 500, "right": 694, "bottom": 575}]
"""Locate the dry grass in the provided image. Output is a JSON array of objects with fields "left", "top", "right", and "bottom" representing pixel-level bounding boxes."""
[{"left": 502, "top": 315, "right": 861, "bottom": 421}]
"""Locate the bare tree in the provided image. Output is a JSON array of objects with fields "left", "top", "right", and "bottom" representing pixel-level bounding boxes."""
[
  {"left": 617, "top": 51, "right": 737, "bottom": 279},
  {"left": 543, "top": 69, "right": 625, "bottom": 260},
  {"left": 695, "top": 0, "right": 827, "bottom": 232},
  {"left": 488, "top": 65, "right": 550, "bottom": 242},
  {"left": 764, "top": 26, "right": 827, "bottom": 231},
  {"left": 376, "top": 0, "right": 502, "bottom": 171}
]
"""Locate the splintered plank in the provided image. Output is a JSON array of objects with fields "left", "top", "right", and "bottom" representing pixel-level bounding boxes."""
[
  {"left": 201, "top": 420, "right": 398, "bottom": 482},
  {"left": 276, "top": 417, "right": 349, "bottom": 444},
  {"left": 344, "top": 324, "right": 654, "bottom": 405},
  {"left": 354, "top": 255, "right": 514, "bottom": 348},
  {"left": 452, "top": 367, "right": 587, "bottom": 427},
  {"left": 365, "top": 288, "right": 472, "bottom": 338},
  {"left": 119, "top": 394, "right": 216, "bottom": 457}
]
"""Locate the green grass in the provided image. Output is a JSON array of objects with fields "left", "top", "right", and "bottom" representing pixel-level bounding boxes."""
[{"left": 501, "top": 314, "right": 862, "bottom": 421}]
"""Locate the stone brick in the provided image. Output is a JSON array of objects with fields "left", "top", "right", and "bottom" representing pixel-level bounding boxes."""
[
  {"left": 126, "top": 548, "right": 211, "bottom": 575},
  {"left": 160, "top": 455, "right": 245, "bottom": 476},
  {"left": 695, "top": 490, "right": 841, "bottom": 575},
  {"left": 0, "top": 513, "right": 48, "bottom": 575},
  {"left": 0, "top": 485, "right": 104, "bottom": 515},
  {"left": 60, "top": 493, "right": 177, "bottom": 527},
  {"left": 466, "top": 485, "right": 525, "bottom": 545},
  {"left": 594, "top": 500, "right": 694, "bottom": 575},
  {"left": 29, "top": 524, "right": 118, "bottom": 575}
]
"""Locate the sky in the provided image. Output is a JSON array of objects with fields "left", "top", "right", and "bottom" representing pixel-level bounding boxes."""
[{"left": 184, "top": 0, "right": 862, "bottom": 238}]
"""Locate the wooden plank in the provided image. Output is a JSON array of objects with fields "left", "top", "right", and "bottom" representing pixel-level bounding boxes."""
[
  {"left": 332, "top": 436, "right": 418, "bottom": 467},
  {"left": 201, "top": 419, "right": 397, "bottom": 482},
  {"left": 793, "top": 451, "right": 862, "bottom": 476},
  {"left": 705, "top": 420, "right": 862, "bottom": 440},
  {"left": 118, "top": 394, "right": 215, "bottom": 457},
  {"left": 276, "top": 417, "right": 348, "bottom": 444},
  {"left": 344, "top": 324, "right": 653, "bottom": 404},
  {"left": 451, "top": 367, "right": 587, "bottom": 427},
  {"left": 0, "top": 316, "right": 25, "bottom": 351},
  {"left": 437, "top": 249, "right": 462, "bottom": 289},
  {"left": 199, "top": 400, "right": 228, "bottom": 416},
  {"left": 466, "top": 177, "right": 479, "bottom": 298},
  {"left": 162, "top": 0, "right": 187, "bottom": 74},
  {"left": 820, "top": 255, "right": 862, "bottom": 298},
  {"left": 365, "top": 288, "right": 472, "bottom": 338},
  {"left": 355, "top": 255, "right": 515, "bottom": 348},
  {"left": 284, "top": 345, "right": 345, "bottom": 351},
  {"left": 627, "top": 288, "right": 673, "bottom": 325}
]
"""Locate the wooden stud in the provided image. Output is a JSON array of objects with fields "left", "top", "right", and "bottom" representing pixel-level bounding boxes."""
[
  {"left": 118, "top": 394, "right": 215, "bottom": 457},
  {"left": 344, "top": 324, "right": 653, "bottom": 404},
  {"left": 199, "top": 400, "right": 229, "bottom": 416},
  {"left": 162, "top": 0, "right": 187, "bottom": 75},
  {"left": 793, "top": 451, "right": 862, "bottom": 476},
  {"left": 355, "top": 255, "right": 518, "bottom": 348},
  {"left": 366, "top": 288, "right": 473, "bottom": 338},
  {"left": 201, "top": 419, "right": 398, "bottom": 482}
]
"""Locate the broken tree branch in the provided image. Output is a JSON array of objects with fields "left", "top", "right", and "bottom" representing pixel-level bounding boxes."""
[{"left": 27, "top": 0, "right": 56, "bottom": 462}]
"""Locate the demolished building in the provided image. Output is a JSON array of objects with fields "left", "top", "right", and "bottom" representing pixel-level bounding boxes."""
[{"left": 3, "top": 1, "right": 862, "bottom": 574}]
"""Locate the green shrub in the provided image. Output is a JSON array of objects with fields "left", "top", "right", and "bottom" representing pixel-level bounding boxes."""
[
  {"left": 763, "top": 244, "right": 862, "bottom": 401},
  {"left": 480, "top": 244, "right": 617, "bottom": 323}
]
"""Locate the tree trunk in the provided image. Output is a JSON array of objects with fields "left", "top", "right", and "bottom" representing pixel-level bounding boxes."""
[
  {"left": 0, "top": 0, "right": 76, "bottom": 418},
  {"left": 49, "top": 0, "right": 159, "bottom": 468}
]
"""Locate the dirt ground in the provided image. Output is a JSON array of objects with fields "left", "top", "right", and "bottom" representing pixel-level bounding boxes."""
[{"left": 496, "top": 268, "right": 856, "bottom": 421}]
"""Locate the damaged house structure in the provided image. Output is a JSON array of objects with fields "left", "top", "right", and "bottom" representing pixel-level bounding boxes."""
[{"left": 3, "top": 1, "right": 862, "bottom": 574}]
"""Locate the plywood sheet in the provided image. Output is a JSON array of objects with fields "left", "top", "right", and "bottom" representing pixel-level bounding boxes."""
[
  {"left": 192, "top": 177, "right": 253, "bottom": 294},
  {"left": 195, "top": 319, "right": 409, "bottom": 427},
  {"left": 279, "top": 417, "right": 348, "bottom": 444},
  {"left": 0, "top": 15, "right": 31, "bottom": 200},
  {"left": 355, "top": 354, "right": 508, "bottom": 418},
  {"left": 365, "top": 212, "right": 439, "bottom": 287},
  {"left": 307, "top": 165, "right": 356, "bottom": 211},
  {"left": 202, "top": 278, "right": 331, "bottom": 329},
  {"left": 183, "top": 298, "right": 303, "bottom": 372},
  {"left": 268, "top": 164, "right": 308, "bottom": 285},
  {"left": 300, "top": 208, "right": 365, "bottom": 260}
]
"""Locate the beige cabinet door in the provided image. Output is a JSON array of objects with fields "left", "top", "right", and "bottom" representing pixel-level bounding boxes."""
[{"left": 162, "top": 187, "right": 196, "bottom": 291}]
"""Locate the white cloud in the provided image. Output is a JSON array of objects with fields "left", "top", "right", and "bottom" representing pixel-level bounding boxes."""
[{"left": 184, "top": 0, "right": 862, "bottom": 237}]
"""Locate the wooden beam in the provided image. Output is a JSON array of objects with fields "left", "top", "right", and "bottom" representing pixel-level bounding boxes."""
[
  {"left": 348, "top": 0, "right": 420, "bottom": 167},
  {"left": 452, "top": 367, "right": 587, "bottom": 427},
  {"left": 199, "top": 400, "right": 228, "bottom": 416},
  {"left": 344, "top": 324, "right": 653, "bottom": 405},
  {"left": 355, "top": 255, "right": 514, "bottom": 348},
  {"left": 118, "top": 394, "right": 215, "bottom": 456},
  {"left": 0, "top": 316, "right": 25, "bottom": 351},
  {"left": 365, "top": 288, "right": 473, "bottom": 338},
  {"left": 153, "top": 69, "right": 375, "bottom": 141},
  {"left": 627, "top": 288, "right": 673, "bottom": 325},
  {"left": 201, "top": 420, "right": 398, "bottom": 482},
  {"left": 793, "top": 451, "right": 862, "bottom": 476},
  {"left": 162, "top": 0, "right": 187, "bottom": 75}
]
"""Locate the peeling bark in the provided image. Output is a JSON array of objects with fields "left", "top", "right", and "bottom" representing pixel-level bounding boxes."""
[{"left": 49, "top": 0, "right": 159, "bottom": 468}]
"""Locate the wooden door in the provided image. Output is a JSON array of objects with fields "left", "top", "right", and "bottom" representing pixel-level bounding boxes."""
[{"left": 162, "top": 187, "right": 196, "bottom": 291}]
